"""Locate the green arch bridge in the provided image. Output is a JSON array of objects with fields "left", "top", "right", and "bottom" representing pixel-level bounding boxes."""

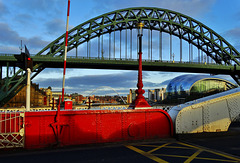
[{"left": 1, "top": 7, "right": 240, "bottom": 106}]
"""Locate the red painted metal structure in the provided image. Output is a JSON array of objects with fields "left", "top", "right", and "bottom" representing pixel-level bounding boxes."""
[
  {"left": 130, "top": 22, "right": 151, "bottom": 109},
  {"left": 24, "top": 109, "right": 173, "bottom": 149}
]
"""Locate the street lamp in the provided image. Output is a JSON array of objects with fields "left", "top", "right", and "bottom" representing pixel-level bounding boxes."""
[{"left": 129, "top": 22, "right": 151, "bottom": 109}]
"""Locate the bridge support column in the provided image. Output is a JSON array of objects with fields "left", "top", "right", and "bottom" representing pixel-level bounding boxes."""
[
  {"left": 6, "top": 62, "right": 9, "bottom": 79},
  {"left": 159, "top": 31, "right": 162, "bottom": 61},
  {"left": 180, "top": 38, "right": 182, "bottom": 63},
  {"left": 75, "top": 45, "right": 78, "bottom": 58},
  {"left": 26, "top": 68, "right": 31, "bottom": 111},
  {"left": 0, "top": 66, "right": 2, "bottom": 80}
]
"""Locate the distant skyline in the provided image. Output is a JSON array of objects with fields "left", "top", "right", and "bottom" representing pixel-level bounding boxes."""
[{"left": 0, "top": 0, "right": 240, "bottom": 96}]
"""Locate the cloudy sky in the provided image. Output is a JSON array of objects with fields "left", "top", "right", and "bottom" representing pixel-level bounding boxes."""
[{"left": 1, "top": 0, "right": 240, "bottom": 96}]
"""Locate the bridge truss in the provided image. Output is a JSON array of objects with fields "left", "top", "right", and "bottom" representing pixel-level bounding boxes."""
[{"left": 1, "top": 7, "right": 240, "bottom": 106}]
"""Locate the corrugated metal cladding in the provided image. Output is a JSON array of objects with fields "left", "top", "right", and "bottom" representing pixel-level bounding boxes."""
[{"left": 169, "top": 87, "right": 240, "bottom": 134}]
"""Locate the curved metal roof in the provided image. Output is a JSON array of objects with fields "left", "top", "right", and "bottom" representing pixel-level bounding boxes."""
[{"left": 166, "top": 74, "right": 236, "bottom": 93}]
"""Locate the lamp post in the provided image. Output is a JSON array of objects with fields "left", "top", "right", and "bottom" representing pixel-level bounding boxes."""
[{"left": 129, "top": 22, "right": 151, "bottom": 109}]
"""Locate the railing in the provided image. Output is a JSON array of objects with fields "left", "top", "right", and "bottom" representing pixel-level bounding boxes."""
[
  {"left": 74, "top": 104, "right": 174, "bottom": 112},
  {"left": 64, "top": 56, "right": 219, "bottom": 65},
  {"left": 74, "top": 105, "right": 129, "bottom": 110},
  {"left": 0, "top": 53, "right": 219, "bottom": 65},
  {"left": 0, "top": 111, "right": 25, "bottom": 148},
  {"left": 0, "top": 107, "right": 52, "bottom": 112},
  {"left": 152, "top": 105, "right": 173, "bottom": 112},
  {"left": 0, "top": 53, "right": 18, "bottom": 57}
]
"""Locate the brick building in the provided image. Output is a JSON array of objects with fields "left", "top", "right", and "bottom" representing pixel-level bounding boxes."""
[{"left": 4, "top": 83, "right": 45, "bottom": 107}]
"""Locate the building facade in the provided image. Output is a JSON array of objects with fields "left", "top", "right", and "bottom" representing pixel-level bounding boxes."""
[
  {"left": 165, "top": 74, "right": 237, "bottom": 103},
  {"left": 127, "top": 89, "right": 136, "bottom": 104},
  {"left": 148, "top": 88, "right": 166, "bottom": 102},
  {"left": 4, "top": 83, "right": 45, "bottom": 107}
]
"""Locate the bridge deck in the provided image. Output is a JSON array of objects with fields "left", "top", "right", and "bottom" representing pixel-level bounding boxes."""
[{"left": 0, "top": 54, "right": 239, "bottom": 75}]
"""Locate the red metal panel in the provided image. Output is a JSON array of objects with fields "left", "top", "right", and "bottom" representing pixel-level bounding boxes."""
[
  {"left": 146, "top": 111, "right": 172, "bottom": 138},
  {"left": 61, "top": 113, "right": 97, "bottom": 145},
  {"left": 125, "top": 112, "right": 146, "bottom": 140},
  {"left": 98, "top": 112, "right": 122, "bottom": 142},
  {"left": 25, "top": 111, "right": 56, "bottom": 149},
  {"left": 64, "top": 100, "right": 72, "bottom": 110},
  {"left": 24, "top": 109, "right": 173, "bottom": 149}
]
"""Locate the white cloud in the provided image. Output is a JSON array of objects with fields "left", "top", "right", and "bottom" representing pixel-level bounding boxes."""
[
  {"left": 224, "top": 27, "right": 240, "bottom": 41},
  {"left": 223, "top": 27, "right": 240, "bottom": 51},
  {"left": 45, "top": 19, "right": 66, "bottom": 36},
  {"left": 0, "top": 23, "right": 49, "bottom": 53}
]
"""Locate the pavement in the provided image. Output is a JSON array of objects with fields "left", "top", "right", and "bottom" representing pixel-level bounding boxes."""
[{"left": 0, "top": 125, "right": 240, "bottom": 163}]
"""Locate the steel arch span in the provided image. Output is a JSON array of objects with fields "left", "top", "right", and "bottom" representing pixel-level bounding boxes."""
[
  {"left": 87, "top": 86, "right": 126, "bottom": 104},
  {"left": 38, "top": 7, "right": 240, "bottom": 65},
  {"left": 1, "top": 7, "right": 240, "bottom": 106}
]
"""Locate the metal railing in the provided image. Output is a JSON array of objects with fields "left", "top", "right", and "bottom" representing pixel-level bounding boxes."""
[
  {"left": 73, "top": 104, "right": 174, "bottom": 111},
  {"left": 0, "top": 53, "right": 219, "bottom": 65},
  {"left": 0, "top": 111, "right": 25, "bottom": 148},
  {"left": 73, "top": 105, "right": 129, "bottom": 110},
  {"left": 0, "top": 107, "right": 53, "bottom": 112}
]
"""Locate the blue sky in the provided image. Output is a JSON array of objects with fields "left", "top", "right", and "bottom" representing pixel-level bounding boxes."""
[{"left": 1, "top": 0, "right": 240, "bottom": 96}]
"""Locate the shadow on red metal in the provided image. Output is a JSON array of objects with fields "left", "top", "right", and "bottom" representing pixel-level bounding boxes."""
[{"left": 24, "top": 109, "right": 173, "bottom": 149}]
